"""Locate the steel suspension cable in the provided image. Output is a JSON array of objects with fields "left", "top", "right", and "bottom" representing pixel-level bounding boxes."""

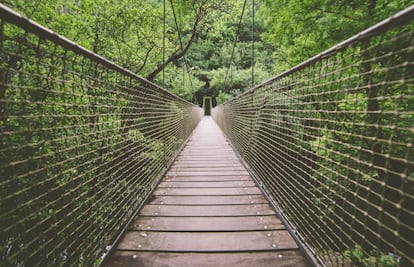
[
  {"left": 162, "top": 0, "right": 166, "bottom": 87},
  {"left": 251, "top": 0, "right": 255, "bottom": 87},
  {"left": 223, "top": 0, "right": 247, "bottom": 87},
  {"left": 169, "top": 0, "right": 194, "bottom": 90}
]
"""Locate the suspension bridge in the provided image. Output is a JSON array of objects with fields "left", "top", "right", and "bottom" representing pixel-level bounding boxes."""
[{"left": 0, "top": 3, "right": 413, "bottom": 267}]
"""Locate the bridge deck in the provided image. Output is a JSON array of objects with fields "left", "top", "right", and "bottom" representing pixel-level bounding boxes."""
[{"left": 104, "top": 117, "right": 309, "bottom": 267}]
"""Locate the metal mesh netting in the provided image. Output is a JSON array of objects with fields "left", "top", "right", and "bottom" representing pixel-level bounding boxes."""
[
  {"left": 213, "top": 6, "right": 414, "bottom": 267},
  {"left": 0, "top": 5, "right": 203, "bottom": 266}
]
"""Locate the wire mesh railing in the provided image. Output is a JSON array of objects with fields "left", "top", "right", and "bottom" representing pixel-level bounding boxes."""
[
  {"left": 213, "top": 6, "right": 414, "bottom": 267},
  {"left": 0, "top": 4, "right": 203, "bottom": 266}
]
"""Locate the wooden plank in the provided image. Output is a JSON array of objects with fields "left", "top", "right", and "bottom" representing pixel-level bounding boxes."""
[
  {"left": 171, "top": 163, "right": 241, "bottom": 167},
  {"left": 166, "top": 170, "right": 250, "bottom": 176},
  {"left": 173, "top": 159, "right": 240, "bottom": 164},
  {"left": 148, "top": 195, "right": 268, "bottom": 205},
  {"left": 117, "top": 230, "right": 299, "bottom": 252},
  {"left": 175, "top": 156, "right": 240, "bottom": 161},
  {"left": 178, "top": 155, "right": 237, "bottom": 158},
  {"left": 169, "top": 168, "right": 246, "bottom": 171},
  {"left": 169, "top": 166, "right": 247, "bottom": 171},
  {"left": 105, "top": 251, "right": 309, "bottom": 267},
  {"left": 179, "top": 152, "right": 236, "bottom": 156},
  {"left": 154, "top": 187, "right": 262, "bottom": 196},
  {"left": 158, "top": 181, "right": 256, "bottom": 188},
  {"left": 132, "top": 216, "right": 285, "bottom": 231},
  {"left": 179, "top": 151, "right": 235, "bottom": 155},
  {"left": 171, "top": 161, "right": 242, "bottom": 166},
  {"left": 164, "top": 175, "right": 252, "bottom": 182},
  {"left": 139, "top": 204, "right": 275, "bottom": 217},
  {"left": 177, "top": 153, "right": 237, "bottom": 156}
]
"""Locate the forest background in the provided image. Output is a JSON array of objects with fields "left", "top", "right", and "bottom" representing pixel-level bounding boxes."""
[{"left": 3, "top": 0, "right": 413, "bottom": 104}]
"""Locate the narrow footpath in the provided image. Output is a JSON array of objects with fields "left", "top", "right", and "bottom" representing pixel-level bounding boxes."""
[{"left": 104, "top": 117, "right": 309, "bottom": 267}]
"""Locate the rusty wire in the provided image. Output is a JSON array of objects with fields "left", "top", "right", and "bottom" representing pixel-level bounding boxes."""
[
  {"left": 0, "top": 4, "right": 203, "bottom": 266},
  {"left": 213, "top": 6, "right": 414, "bottom": 267}
]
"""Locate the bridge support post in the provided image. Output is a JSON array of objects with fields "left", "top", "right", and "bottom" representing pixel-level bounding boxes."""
[{"left": 203, "top": 96, "right": 212, "bottom": 116}]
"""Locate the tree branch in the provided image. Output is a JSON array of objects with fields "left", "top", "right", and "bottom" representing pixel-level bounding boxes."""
[
  {"left": 146, "top": 1, "right": 206, "bottom": 82},
  {"left": 137, "top": 46, "right": 154, "bottom": 73},
  {"left": 315, "top": 7, "right": 360, "bottom": 21}
]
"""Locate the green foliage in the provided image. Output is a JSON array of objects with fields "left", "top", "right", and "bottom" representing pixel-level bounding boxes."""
[
  {"left": 344, "top": 245, "right": 400, "bottom": 267},
  {"left": 209, "top": 66, "right": 270, "bottom": 98},
  {"left": 157, "top": 63, "right": 204, "bottom": 102},
  {"left": 3, "top": 0, "right": 276, "bottom": 96},
  {"left": 2, "top": 0, "right": 183, "bottom": 78},
  {"left": 259, "top": 0, "right": 414, "bottom": 72},
  {"left": 6, "top": 0, "right": 413, "bottom": 97},
  {"left": 216, "top": 91, "right": 234, "bottom": 105}
]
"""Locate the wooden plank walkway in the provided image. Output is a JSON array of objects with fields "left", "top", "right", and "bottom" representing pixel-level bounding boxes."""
[{"left": 104, "top": 117, "right": 309, "bottom": 267}]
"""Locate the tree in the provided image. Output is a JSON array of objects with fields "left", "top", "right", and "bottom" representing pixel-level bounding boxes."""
[{"left": 259, "top": 0, "right": 414, "bottom": 72}]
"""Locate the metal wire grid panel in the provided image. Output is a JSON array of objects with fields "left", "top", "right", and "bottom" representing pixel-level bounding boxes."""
[
  {"left": 213, "top": 7, "right": 414, "bottom": 267},
  {"left": 0, "top": 5, "right": 203, "bottom": 266}
]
